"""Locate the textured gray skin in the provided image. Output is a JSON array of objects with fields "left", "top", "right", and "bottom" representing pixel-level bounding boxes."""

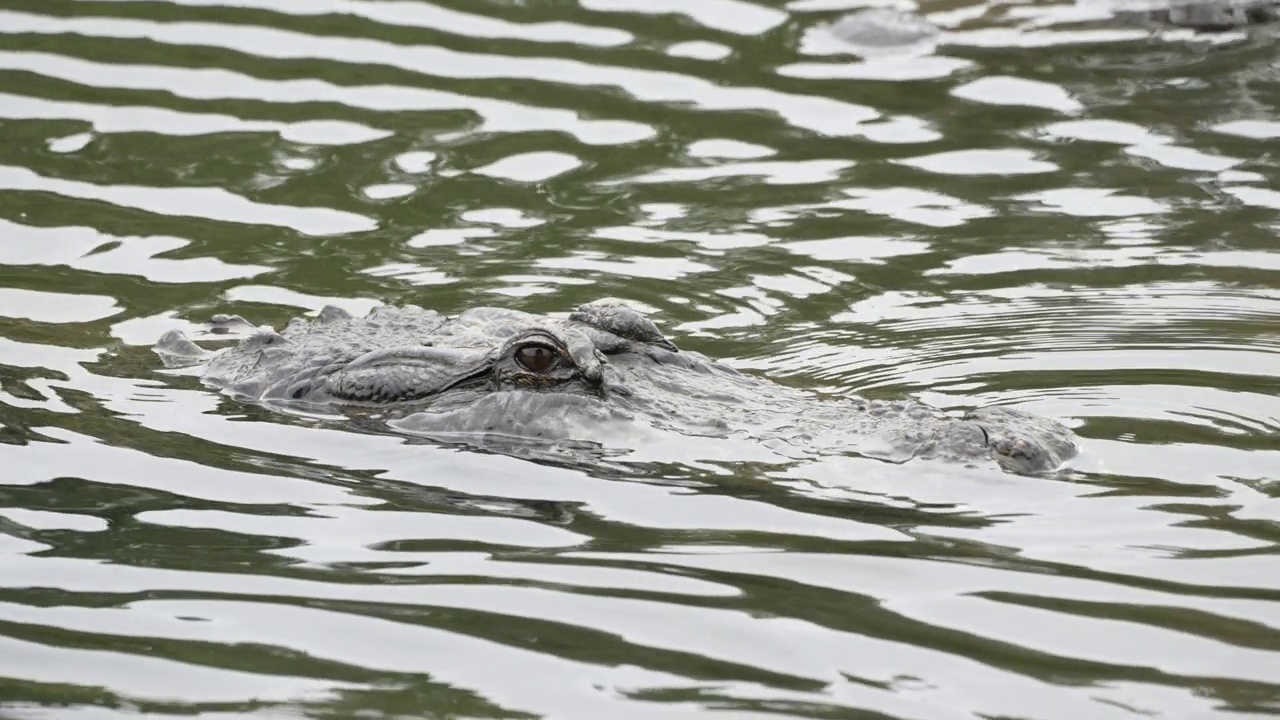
[
  {"left": 1104, "top": 0, "right": 1279, "bottom": 29},
  {"left": 823, "top": 0, "right": 1278, "bottom": 47},
  {"left": 155, "top": 300, "right": 1078, "bottom": 475},
  {"left": 825, "top": 8, "right": 940, "bottom": 51}
]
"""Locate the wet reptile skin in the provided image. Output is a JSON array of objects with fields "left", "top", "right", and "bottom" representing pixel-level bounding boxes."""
[{"left": 155, "top": 299, "right": 1079, "bottom": 475}]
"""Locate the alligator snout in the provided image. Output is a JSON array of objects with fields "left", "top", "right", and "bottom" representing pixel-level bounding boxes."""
[{"left": 964, "top": 406, "right": 1079, "bottom": 474}]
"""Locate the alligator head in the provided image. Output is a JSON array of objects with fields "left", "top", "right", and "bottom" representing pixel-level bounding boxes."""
[{"left": 154, "top": 299, "right": 1079, "bottom": 474}]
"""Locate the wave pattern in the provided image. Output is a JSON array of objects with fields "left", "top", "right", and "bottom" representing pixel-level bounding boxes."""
[{"left": 0, "top": 0, "right": 1278, "bottom": 718}]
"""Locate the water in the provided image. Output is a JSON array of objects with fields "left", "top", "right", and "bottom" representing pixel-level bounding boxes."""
[{"left": 0, "top": 0, "right": 1278, "bottom": 717}]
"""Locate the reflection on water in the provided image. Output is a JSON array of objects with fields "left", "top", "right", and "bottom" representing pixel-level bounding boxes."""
[{"left": 0, "top": 0, "right": 1278, "bottom": 717}]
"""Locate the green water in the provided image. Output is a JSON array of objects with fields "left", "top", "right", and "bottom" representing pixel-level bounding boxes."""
[{"left": 0, "top": 1, "right": 1278, "bottom": 718}]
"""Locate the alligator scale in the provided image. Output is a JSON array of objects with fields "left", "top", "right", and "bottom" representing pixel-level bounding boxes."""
[{"left": 155, "top": 300, "right": 1078, "bottom": 474}]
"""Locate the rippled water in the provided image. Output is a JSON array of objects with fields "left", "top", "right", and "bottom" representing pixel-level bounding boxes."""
[{"left": 1, "top": 0, "right": 1278, "bottom": 717}]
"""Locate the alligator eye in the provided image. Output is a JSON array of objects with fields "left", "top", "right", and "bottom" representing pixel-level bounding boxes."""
[{"left": 515, "top": 344, "right": 560, "bottom": 373}]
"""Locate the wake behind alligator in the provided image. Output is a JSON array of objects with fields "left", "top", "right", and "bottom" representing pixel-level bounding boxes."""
[{"left": 154, "top": 300, "right": 1078, "bottom": 475}]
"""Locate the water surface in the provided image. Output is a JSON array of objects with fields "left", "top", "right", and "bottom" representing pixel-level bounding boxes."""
[{"left": 0, "top": 1, "right": 1278, "bottom": 718}]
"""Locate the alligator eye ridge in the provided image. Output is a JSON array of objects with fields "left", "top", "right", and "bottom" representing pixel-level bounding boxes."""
[{"left": 515, "top": 343, "right": 560, "bottom": 374}]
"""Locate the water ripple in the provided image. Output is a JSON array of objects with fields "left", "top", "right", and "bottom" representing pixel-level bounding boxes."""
[
  {"left": 81, "top": 0, "right": 636, "bottom": 46},
  {"left": 0, "top": 10, "right": 883, "bottom": 136},
  {"left": 0, "top": 164, "right": 375, "bottom": 236},
  {"left": 0, "top": 0, "right": 1278, "bottom": 717}
]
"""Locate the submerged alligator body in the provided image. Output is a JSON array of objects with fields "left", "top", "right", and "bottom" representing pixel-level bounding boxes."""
[
  {"left": 1089, "top": 0, "right": 1280, "bottom": 30},
  {"left": 820, "top": 0, "right": 1279, "bottom": 57},
  {"left": 155, "top": 300, "right": 1078, "bottom": 475}
]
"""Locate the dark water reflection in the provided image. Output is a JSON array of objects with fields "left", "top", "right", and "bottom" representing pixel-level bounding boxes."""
[{"left": 1, "top": 0, "right": 1278, "bottom": 717}]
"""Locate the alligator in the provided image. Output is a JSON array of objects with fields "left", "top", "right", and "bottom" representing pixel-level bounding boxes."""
[
  {"left": 1088, "top": 0, "right": 1280, "bottom": 30},
  {"left": 153, "top": 300, "right": 1078, "bottom": 475},
  {"left": 819, "top": 0, "right": 1279, "bottom": 57}
]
